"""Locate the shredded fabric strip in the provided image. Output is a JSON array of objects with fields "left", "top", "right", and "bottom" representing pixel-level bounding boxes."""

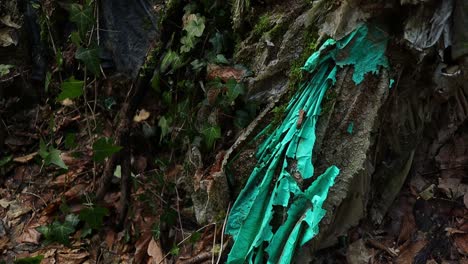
[{"left": 225, "top": 24, "right": 389, "bottom": 264}]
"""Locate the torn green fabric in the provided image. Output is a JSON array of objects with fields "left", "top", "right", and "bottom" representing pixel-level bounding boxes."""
[{"left": 226, "top": 24, "right": 388, "bottom": 264}]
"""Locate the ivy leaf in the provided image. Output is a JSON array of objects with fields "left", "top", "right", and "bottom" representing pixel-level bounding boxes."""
[
  {"left": 44, "top": 71, "right": 52, "bottom": 93},
  {"left": 0, "top": 155, "right": 12, "bottom": 167},
  {"left": 201, "top": 126, "right": 221, "bottom": 149},
  {"left": 39, "top": 139, "right": 49, "bottom": 159},
  {"left": 191, "top": 59, "right": 206, "bottom": 72},
  {"left": 158, "top": 116, "right": 172, "bottom": 142},
  {"left": 180, "top": 35, "right": 197, "bottom": 53},
  {"left": 37, "top": 219, "right": 76, "bottom": 246},
  {"left": 45, "top": 147, "right": 68, "bottom": 170},
  {"left": 184, "top": 14, "right": 205, "bottom": 38},
  {"left": 64, "top": 214, "right": 80, "bottom": 228},
  {"left": 209, "top": 32, "right": 224, "bottom": 54},
  {"left": 215, "top": 54, "right": 229, "bottom": 64},
  {"left": 57, "top": 77, "right": 84, "bottom": 101},
  {"left": 93, "top": 138, "right": 122, "bottom": 162},
  {"left": 160, "top": 51, "right": 181, "bottom": 73},
  {"left": 66, "top": 3, "right": 94, "bottom": 37},
  {"left": 64, "top": 133, "right": 77, "bottom": 149},
  {"left": 70, "top": 31, "right": 82, "bottom": 46},
  {"left": 0, "top": 64, "right": 14, "bottom": 77},
  {"left": 75, "top": 46, "right": 101, "bottom": 76},
  {"left": 225, "top": 78, "right": 244, "bottom": 102},
  {"left": 79, "top": 206, "right": 109, "bottom": 230}
]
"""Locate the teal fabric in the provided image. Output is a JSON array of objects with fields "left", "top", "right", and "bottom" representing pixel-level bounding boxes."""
[{"left": 225, "top": 24, "right": 389, "bottom": 264}]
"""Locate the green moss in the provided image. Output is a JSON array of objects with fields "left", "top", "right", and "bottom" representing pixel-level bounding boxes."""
[
  {"left": 320, "top": 89, "right": 338, "bottom": 115},
  {"left": 288, "top": 28, "right": 319, "bottom": 93},
  {"left": 266, "top": 21, "right": 288, "bottom": 41},
  {"left": 252, "top": 13, "right": 272, "bottom": 38}
]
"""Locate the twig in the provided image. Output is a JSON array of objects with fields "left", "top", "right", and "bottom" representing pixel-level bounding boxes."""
[
  {"left": 23, "top": 191, "right": 48, "bottom": 207},
  {"left": 212, "top": 224, "right": 217, "bottom": 264},
  {"left": 158, "top": 223, "right": 216, "bottom": 264},
  {"left": 367, "top": 239, "right": 398, "bottom": 257},
  {"left": 216, "top": 203, "right": 230, "bottom": 264},
  {"left": 175, "top": 187, "right": 185, "bottom": 240}
]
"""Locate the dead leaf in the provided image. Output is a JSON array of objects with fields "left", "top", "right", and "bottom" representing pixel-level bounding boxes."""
[
  {"left": 395, "top": 239, "right": 427, "bottom": 263},
  {"left": 399, "top": 212, "right": 416, "bottom": 242},
  {"left": 134, "top": 109, "right": 151, "bottom": 123},
  {"left": 347, "top": 239, "right": 372, "bottom": 264},
  {"left": 17, "top": 227, "right": 41, "bottom": 244},
  {"left": 0, "top": 236, "right": 10, "bottom": 251},
  {"left": 6, "top": 200, "right": 31, "bottom": 219},
  {"left": 135, "top": 234, "right": 152, "bottom": 264},
  {"left": 147, "top": 238, "right": 166, "bottom": 264},
  {"left": 0, "top": 198, "right": 12, "bottom": 208},
  {"left": 438, "top": 178, "right": 468, "bottom": 199},
  {"left": 56, "top": 249, "right": 89, "bottom": 263},
  {"left": 0, "top": 28, "right": 17, "bottom": 47},
  {"left": 446, "top": 227, "right": 466, "bottom": 235},
  {"left": 419, "top": 184, "right": 435, "bottom": 200},
  {"left": 0, "top": 15, "right": 21, "bottom": 29},
  {"left": 64, "top": 183, "right": 87, "bottom": 198},
  {"left": 454, "top": 234, "right": 468, "bottom": 255},
  {"left": 464, "top": 193, "right": 468, "bottom": 209},
  {"left": 206, "top": 64, "right": 246, "bottom": 82},
  {"left": 61, "top": 98, "right": 74, "bottom": 106},
  {"left": 105, "top": 229, "right": 116, "bottom": 248},
  {"left": 13, "top": 152, "right": 38, "bottom": 163}
]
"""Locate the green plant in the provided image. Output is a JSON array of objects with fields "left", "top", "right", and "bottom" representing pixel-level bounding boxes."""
[
  {"left": 92, "top": 138, "right": 123, "bottom": 162},
  {"left": 39, "top": 140, "right": 68, "bottom": 170},
  {"left": 37, "top": 214, "right": 79, "bottom": 246},
  {"left": 14, "top": 255, "right": 44, "bottom": 264},
  {"left": 252, "top": 13, "right": 272, "bottom": 38},
  {"left": 79, "top": 205, "right": 109, "bottom": 237},
  {"left": 0, "top": 64, "right": 14, "bottom": 77}
]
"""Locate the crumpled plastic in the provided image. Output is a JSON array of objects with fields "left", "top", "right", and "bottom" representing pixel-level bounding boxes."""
[
  {"left": 100, "top": 0, "right": 160, "bottom": 78},
  {"left": 225, "top": 24, "right": 389, "bottom": 264},
  {"left": 404, "top": 0, "right": 454, "bottom": 50}
]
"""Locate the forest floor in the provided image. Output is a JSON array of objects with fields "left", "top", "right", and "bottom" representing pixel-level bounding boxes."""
[{"left": 1, "top": 78, "right": 467, "bottom": 264}]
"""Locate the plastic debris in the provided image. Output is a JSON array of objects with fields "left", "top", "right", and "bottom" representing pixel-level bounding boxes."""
[
  {"left": 389, "top": 78, "right": 395, "bottom": 89},
  {"left": 226, "top": 24, "right": 389, "bottom": 263},
  {"left": 100, "top": 0, "right": 160, "bottom": 78},
  {"left": 404, "top": 0, "right": 453, "bottom": 50},
  {"left": 347, "top": 122, "right": 354, "bottom": 134}
]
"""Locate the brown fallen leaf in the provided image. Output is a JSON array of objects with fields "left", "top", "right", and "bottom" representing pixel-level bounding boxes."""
[
  {"left": 147, "top": 238, "right": 166, "bottom": 264},
  {"left": 206, "top": 64, "right": 246, "bottom": 82},
  {"left": 6, "top": 200, "right": 31, "bottom": 219},
  {"left": 135, "top": 234, "right": 152, "bottom": 264},
  {"left": 13, "top": 152, "right": 37, "bottom": 163},
  {"left": 56, "top": 249, "right": 89, "bottom": 263},
  {"left": 0, "top": 236, "right": 9, "bottom": 251},
  {"left": 395, "top": 239, "right": 427, "bottom": 263},
  {"left": 399, "top": 212, "right": 416, "bottom": 242},
  {"left": 134, "top": 109, "right": 151, "bottom": 122},
  {"left": 454, "top": 233, "right": 468, "bottom": 255},
  {"left": 17, "top": 227, "right": 41, "bottom": 244},
  {"left": 446, "top": 227, "right": 466, "bottom": 235},
  {"left": 464, "top": 193, "right": 468, "bottom": 209},
  {"left": 438, "top": 178, "right": 468, "bottom": 199},
  {"left": 347, "top": 239, "right": 372, "bottom": 264}
]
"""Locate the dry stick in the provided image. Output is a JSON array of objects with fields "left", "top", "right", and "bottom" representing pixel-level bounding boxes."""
[
  {"left": 158, "top": 223, "right": 216, "bottom": 264},
  {"left": 82, "top": 70, "right": 93, "bottom": 138},
  {"left": 212, "top": 224, "right": 217, "bottom": 264},
  {"left": 175, "top": 187, "right": 185, "bottom": 240},
  {"left": 216, "top": 203, "right": 231, "bottom": 264},
  {"left": 95, "top": 103, "right": 129, "bottom": 200},
  {"left": 117, "top": 136, "right": 131, "bottom": 228}
]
